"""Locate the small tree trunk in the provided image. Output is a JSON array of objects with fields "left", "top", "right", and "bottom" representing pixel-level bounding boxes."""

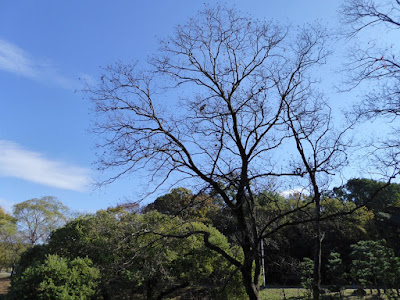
[
  {"left": 375, "top": 279, "right": 381, "bottom": 296},
  {"left": 312, "top": 192, "right": 322, "bottom": 300},
  {"left": 339, "top": 288, "right": 344, "bottom": 300},
  {"left": 312, "top": 235, "right": 322, "bottom": 300}
]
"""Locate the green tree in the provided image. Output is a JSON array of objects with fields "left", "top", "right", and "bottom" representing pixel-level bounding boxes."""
[
  {"left": 13, "top": 196, "right": 69, "bottom": 245},
  {"left": 46, "top": 208, "right": 245, "bottom": 299},
  {"left": 143, "top": 187, "right": 218, "bottom": 223},
  {"left": 0, "top": 206, "right": 16, "bottom": 269},
  {"left": 0, "top": 206, "right": 27, "bottom": 273},
  {"left": 9, "top": 254, "right": 100, "bottom": 300},
  {"left": 327, "top": 252, "right": 347, "bottom": 298},
  {"left": 333, "top": 179, "right": 400, "bottom": 251},
  {"left": 351, "top": 239, "right": 395, "bottom": 295},
  {"left": 333, "top": 179, "right": 400, "bottom": 212}
]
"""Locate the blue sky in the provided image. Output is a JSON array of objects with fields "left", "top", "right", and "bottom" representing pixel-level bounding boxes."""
[{"left": 0, "top": 1, "right": 349, "bottom": 213}]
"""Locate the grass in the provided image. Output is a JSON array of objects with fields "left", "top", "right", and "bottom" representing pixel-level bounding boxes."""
[
  {"left": 260, "top": 287, "right": 399, "bottom": 299},
  {"left": 260, "top": 287, "right": 306, "bottom": 299},
  {"left": 0, "top": 273, "right": 11, "bottom": 299},
  {"left": 0, "top": 274, "right": 10, "bottom": 279},
  {"left": 0, "top": 278, "right": 397, "bottom": 300},
  {"left": 0, "top": 279, "right": 10, "bottom": 298}
]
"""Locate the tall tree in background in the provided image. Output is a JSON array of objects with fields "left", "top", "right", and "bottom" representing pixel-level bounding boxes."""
[
  {"left": 87, "top": 6, "right": 336, "bottom": 299},
  {"left": 334, "top": 178, "right": 400, "bottom": 211},
  {"left": 341, "top": 0, "right": 400, "bottom": 178},
  {"left": 13, "top": 196, "right": 69, "bottom": 245},
  {"left": 283, "top": 91, "right": 350, "bottom": 299}
]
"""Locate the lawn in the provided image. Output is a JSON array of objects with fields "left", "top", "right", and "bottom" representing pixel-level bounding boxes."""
[
  {"left": 260, "top": 287, "right": 399, "bottom": 299},
  {"left": 0, "top": 273, "right": 10, "bottom": 298}
]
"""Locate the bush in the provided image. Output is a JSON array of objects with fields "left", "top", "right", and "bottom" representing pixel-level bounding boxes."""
[
  {"left": 8, "top": 254, "right": 100, "bottom": 300},
  {"left": 47, "top": 210, "right": 246, "bottom": 299}
]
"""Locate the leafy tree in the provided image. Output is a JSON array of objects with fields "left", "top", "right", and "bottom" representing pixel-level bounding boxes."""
[
  {"left": 333, "top": 178, "right": 400, "bottom": 211},
  {"left": 326, "top": 252, "right": 347, "bottom": 298},
  {"left": 0, "top": 206, "right": 17, "bottom": 269},
  {"left": 13, "top": 196, "right": 69, "bottom": 245},
  {"left": 333, "top": 179, "right": 400, "bottom": 251},
  {"left": 46, "top": 208, "right": 245, "bottom": 299},
  {"left": 0, "top": 206, "right": 15, "bottom": 225},
  {"left": 143, "top": 187, "right": 218, "bottom": 223},
  {"left": 0, "top": 206, "right": 27, "bottom": 273},
  {"left": 9, "top": 254, "right": 100, "bottom": 300},
  {"left": 13, "top": 244, "right": 49, "bottom": 276},
  {"left": 351, "top": 239, "right": 396, "bottom": 295}
]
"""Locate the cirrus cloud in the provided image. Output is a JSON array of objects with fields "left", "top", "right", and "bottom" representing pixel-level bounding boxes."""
[
  {"left": 0, "top": 140, "right": 91, "bottom": 192},
  {"left": 0, "top": 38, "right": 76, "bottom": 89}
]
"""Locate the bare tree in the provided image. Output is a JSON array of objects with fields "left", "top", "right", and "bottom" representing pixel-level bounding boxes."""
[
  {"left": 341, "top": 0, "right": 400, "bottom": 34},
  {"left": 86, "top": 6, "right": 332, "bottom": 299},
  {"left": 282, "top": 90, "right": 351, "bottom": 299},
  {"left": 340, "top": 0, "right": 400, "bottom": 179}
]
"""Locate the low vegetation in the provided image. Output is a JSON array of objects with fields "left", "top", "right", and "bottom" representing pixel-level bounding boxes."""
[{"left": 1, "top": 179, "right": 400, "bottom": 299}]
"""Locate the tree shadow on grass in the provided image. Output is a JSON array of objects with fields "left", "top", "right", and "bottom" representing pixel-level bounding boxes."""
[{"left": 0, "top": 277, "right": 10, "bottom": 299}]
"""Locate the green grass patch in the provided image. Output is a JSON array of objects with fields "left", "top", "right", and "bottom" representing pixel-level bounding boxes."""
[
  {"left": 260, "top": 288, "right": 400, "bottom": 299},
  {"left": 260, "top": 287, "right": 306, "bottom": 299}
]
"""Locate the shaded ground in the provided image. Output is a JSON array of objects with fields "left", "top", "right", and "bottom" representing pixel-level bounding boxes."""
[
  {"left": 0, "top": 281, "right": 396, "bottom": 299},
  {"left": 0, "top": 273, "right": 11, "bottom": 298},
  {"left": 0, "top": 278, "right": 10, "bottom": 297}
]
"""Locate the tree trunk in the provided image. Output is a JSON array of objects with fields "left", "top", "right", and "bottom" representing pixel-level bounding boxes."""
[
  {"left": 239, "top": 241, "right": 261, "bottom": 300},
  {"left": 241, "top": 263, "right": 261, "bottom": 300},
  {"left": 312, "top": 234, "right": 322, "bottom": 300},
  {"left": 235, "top": 200, "right": 261, "bottom": 300},
  {"left": 312, "top": 192, "right": 322, "bottom": 300}
]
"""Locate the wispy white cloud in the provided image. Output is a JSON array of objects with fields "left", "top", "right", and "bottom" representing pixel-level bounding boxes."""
[
  {"left": 0, "top": 39, "right": 76, "bottom": 89},
  {"left": 0, "top": 39, "right": 37, "bottom": 78},
  {"left": 0, "top": 140, "right": 91, "bottom": 192}
]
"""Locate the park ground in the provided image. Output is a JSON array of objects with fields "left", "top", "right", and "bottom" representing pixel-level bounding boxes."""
[
  {"left": 0, "top": 273, "right": 10, "bottom": 299},
  {"left": 259, "top": 287, "right": 398, "bottom": 299},
  {"left": 0, "top": 279, "right": 395, "bottom": 300}
]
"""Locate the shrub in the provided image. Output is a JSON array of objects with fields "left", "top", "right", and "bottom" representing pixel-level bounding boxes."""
[{"left": 8, "top": 254, "right": 100, "bottom": 300}]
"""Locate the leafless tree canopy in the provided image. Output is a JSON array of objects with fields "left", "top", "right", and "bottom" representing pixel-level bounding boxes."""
[
  {"left": 341, "top": 0, "right": 400, "bottom": 33},
  {"left": 88, "top": 7, "right": 331, "bottom": 191},
  {"left": 86, "top": 6, "right": 349, "bottom": 299},
  {"left": 341, "top": 0, "right": 400, "bottom": 179}
]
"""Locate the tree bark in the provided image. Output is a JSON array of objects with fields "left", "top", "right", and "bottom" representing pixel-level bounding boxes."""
[
  {"left": 312, "top": 193, "right": 322, "bottom": 300},
  {"left": 241, "top": 261, "right": 261, "bottom": 300},
  {"left": 236, "top": 204, "right": 261, "bottom": 300}
]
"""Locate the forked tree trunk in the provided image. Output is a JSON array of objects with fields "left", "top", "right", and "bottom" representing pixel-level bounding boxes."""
[
  {"left": 234, "top": 200, "right": 262, "bottom": 300},
  {"left": 241, "top": 261, "right": 261, "bottom": 300}
]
